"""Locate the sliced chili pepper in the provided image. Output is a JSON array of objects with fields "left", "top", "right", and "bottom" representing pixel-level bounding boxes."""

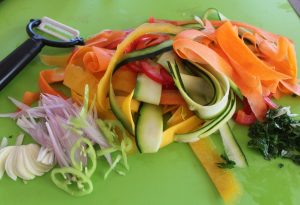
[
  {"left": 51, "top": 167, "right": 93, "bottom": 197},
  {"left": 70, "top": 137, "right": 97, "bottom": 178}
]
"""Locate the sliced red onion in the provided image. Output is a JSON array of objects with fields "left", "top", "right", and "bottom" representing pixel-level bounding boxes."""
[
  {"left": 8, "top": 97, "right": 31, "bottom": 110},
  {"left": 0, "top": 113, "right": 19, "bottom": 118},
  {"left": 45, "top": 122, "right": 69, "bottom": 167},
  {"left": 264, "top": 96, "right": 278, "bottom": 109},
  {"left": 1, "top": 93, "right": 113, "bottom": 168}
]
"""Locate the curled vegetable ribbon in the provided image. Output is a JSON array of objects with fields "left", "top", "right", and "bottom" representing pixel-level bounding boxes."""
[
  {"left": 39, "top": 69, "right": 65, "bottom": 98},
  {"left": 82, "top": 47, "right": 114, "bottom": 73},
  {"left": 96, "top": 23, "right": 184, "bottom": 134}
]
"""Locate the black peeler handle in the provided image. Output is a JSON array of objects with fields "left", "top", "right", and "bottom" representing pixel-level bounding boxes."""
[
  {"left": 0, "top": 19, "right": 84, "bottom": 91},
  {"left": 0, "top": 38, "right": 44, "bottom": 91}
]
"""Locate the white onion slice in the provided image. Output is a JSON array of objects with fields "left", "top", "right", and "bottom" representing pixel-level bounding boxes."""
[
  {"left": 0, "top": 147, "right": 13, "bottom": 179},
  {"left": 5, "top": 147, "right": 18, "bottom": 181}
]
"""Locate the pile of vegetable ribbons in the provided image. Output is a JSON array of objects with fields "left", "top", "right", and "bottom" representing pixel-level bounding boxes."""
[{"left": 1, "top": 9, "right": 299, "bottom": 203}]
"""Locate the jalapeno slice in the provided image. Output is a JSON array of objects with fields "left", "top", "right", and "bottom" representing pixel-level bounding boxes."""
[
  {"left": 70, "top": 137, "right": 97, "bottom": 177},
  {"left": 51, "top": 167, "right": 93, "bottom": 197}
]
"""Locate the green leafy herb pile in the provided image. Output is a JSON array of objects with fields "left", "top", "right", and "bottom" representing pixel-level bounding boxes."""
[{"left": 248, "top": 107, "right": 300, "bottom": 165}]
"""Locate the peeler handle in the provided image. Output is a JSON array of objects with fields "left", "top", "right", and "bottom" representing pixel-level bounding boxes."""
[{"left": 0, "top": 38, "right": 44, "bottom": 91}]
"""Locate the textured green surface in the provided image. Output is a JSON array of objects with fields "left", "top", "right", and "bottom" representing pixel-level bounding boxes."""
[{"left": 0, "top": 0, "right": 300, "bottom": 204}]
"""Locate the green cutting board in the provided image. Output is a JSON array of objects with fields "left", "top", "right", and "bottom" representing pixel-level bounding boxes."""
[{"left": 0, "top": 0, "right": 300, "bottom": 204}]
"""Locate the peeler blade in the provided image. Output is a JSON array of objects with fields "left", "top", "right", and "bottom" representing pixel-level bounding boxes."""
[{"left": 37, "top": 16, "right": 81, "bottom": 41}]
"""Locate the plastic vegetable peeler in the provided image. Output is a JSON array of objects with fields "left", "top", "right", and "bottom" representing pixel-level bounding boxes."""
[{"left": 0, "top": 17, "right": 84, "bottom": 91}]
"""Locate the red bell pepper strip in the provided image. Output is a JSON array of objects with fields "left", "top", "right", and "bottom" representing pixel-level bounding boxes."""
[
  {"left": 234, "top": 96, "right": 277, "bottom": 125},
  {"left": 234, "top": 98, "right": 257, "bottom": 125},
  {"left": 128, "top": 60, "right": 174, "bottom": 88},
  {"left": 140, "top": 60, "right": 163, "bottom": 83},
  {"left": 160, "top": 68, "right": 175, "bottom": 89},
  {"left": 235, "top": 110, "right": 256, "bottom": 125},
  {"left": 140, "top": 60, "right": 174, "bottom": 87}
]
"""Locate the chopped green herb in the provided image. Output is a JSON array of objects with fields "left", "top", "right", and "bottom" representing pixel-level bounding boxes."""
[
  {"left": 217, "top": 154, "right": 236, "bottom": 169},
  {"left": 248, "top": 107, "right": 300, "bottom": 165}
]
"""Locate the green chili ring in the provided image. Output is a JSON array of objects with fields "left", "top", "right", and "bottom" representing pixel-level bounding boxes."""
[
  {"left": 51, "top": 167, "right": 93, "bottom": 197},
  {"left": 70, "top": 137, "right": 97, "bottom": 177}
]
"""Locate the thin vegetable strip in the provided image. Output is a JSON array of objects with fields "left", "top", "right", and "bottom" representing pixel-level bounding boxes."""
[{"left": 190, "top": 138, "right": 241, "bottom": 203}]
